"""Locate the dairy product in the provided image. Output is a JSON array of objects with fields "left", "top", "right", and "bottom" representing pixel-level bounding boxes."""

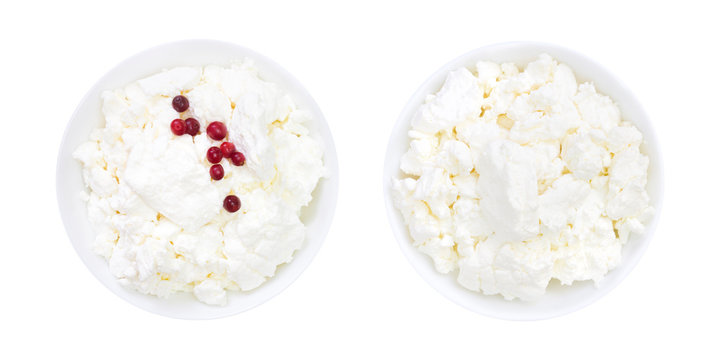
[
  {"left": 392, "top": 54, "right": 653, "bottom": 301},
  {"left": 74, "top": 60, "right": 325, "bottom": 305}
]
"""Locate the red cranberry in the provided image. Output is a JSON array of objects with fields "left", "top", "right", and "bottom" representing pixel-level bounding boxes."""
[
  {"left": 206, "top": 121, "right": 227, "bottom": 141},
  {"left": 230, "top": 151, "right": 246, "bottom": 166},
  {"left": 172, "top": 95, "right": 189, "bottom": 112},
  {"left": 170, "top": 119, "right": 186, "bottom": 136},
  {"left": 206, "top": 147, "right": 223, "bottom": 164},
  {"left": 220, "top": 142, "right": 236, "bottom": 158},
  {"left": 184, "top": 118, "right": 200, "bottom": 136},
  {"left": 209, "top": 164, "right": 224, "bottom": 180},
  {"left": 223, "top": 195, "right": 241, "bottom": 213}
]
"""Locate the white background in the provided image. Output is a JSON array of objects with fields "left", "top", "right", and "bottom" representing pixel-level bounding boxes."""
[{"left": 1, "top": 0, "right": 717, "bottom": 358}]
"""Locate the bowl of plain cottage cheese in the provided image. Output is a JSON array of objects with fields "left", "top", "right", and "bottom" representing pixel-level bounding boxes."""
[
  {"left": 56, "top": 40, "right": 338, "bottom": 319},
  {"left": 384, "top": 42, "right": 663, "bottom": 320}
]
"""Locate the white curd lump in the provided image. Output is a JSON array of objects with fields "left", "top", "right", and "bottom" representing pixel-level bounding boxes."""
[
  {"left": 74, "top": 60, "right": 325, "bottom": 305},
  {"left": 392, "top": 54, "right": 653, "bottom": 301}
]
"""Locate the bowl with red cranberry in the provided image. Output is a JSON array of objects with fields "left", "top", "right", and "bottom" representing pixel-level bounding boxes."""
[{"left": 56, "top": 40, "right": 338, "bottom": 319}]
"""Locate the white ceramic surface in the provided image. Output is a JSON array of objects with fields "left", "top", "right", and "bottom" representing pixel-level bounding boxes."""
[
  {"left": 57, "top": 40, "right": 339, "bottom": 319},
  {"left": 383, "top": 42, "right": 664, "bottom": 320}
]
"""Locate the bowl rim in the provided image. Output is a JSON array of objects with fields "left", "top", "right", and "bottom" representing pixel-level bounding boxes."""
[
  {"left": 382, "top": 41, "right": 664, "bottom": 321},
  {"left": 56, "top": 39, "right": 339, "bottom": 319}
]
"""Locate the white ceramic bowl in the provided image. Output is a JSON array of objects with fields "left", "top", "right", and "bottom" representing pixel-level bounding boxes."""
[
  {"left": 383, "top": 42, "right": 664, "bottom": 320},
  {"left": 56, "top": 40, "right": 339, "bottom": 319}
]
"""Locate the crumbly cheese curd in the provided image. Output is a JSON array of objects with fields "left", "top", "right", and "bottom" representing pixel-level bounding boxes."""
[
  {"left": 74, "top": 60, "right": 325, "bottom": 305},
  {"left": 392, "top": 54, "right": 653, "bottom": 301}
]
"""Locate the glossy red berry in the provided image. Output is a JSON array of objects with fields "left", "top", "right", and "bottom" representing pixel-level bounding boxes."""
[
  {"left": 206, "top": 147, "right": 223, "bottom": 164},
  {"left": 223, "top": 195, "right": 241, "bottom": 213},
  {"left": 170, "top": 119, "right": 186, "bottom": 136},
  {"left": 172, "top": 95, "right": 189, "bottom": 112},
  {"left": 220, "top": 142, "right": 236, "bottom": 158},
  {"left": 184, "top": 118, "right": 200, "bottom": 136},
  {"left": 207, "top": 121, "right": 227, "bottom": 141},
  {"left": 209, "top": 164, "right": 224, "bottom": 180},
  {"left": 230, "top": 151, "right": 246, "bottom": 166}
]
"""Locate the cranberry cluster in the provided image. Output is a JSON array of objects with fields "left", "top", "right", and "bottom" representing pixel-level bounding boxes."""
[
  {"left": 170, "top": 95, "right": 244, "bottom": 213},
  {"left": 170, "top": 118, "right": 200, "bottom": 136}
]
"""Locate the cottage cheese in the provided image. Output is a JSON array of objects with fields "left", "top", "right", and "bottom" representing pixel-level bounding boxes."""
[
  {"left": 392, "top": 54, "right": 653, "bottom": 301},
  {"left": 74, "top": 60, "right": 325, "bottom": 305}
]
